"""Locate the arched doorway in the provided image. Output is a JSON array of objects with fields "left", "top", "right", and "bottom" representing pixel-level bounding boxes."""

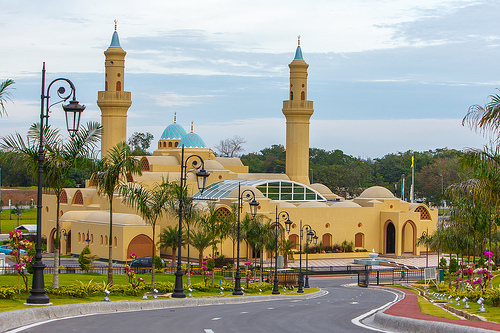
[
  {"left": 402, "top": 221, "right": 416, "bottom": 254},
  {"left": 322, "top": 233, "right": 332, "bottom": 247},
  {"left": 49, "top": 228, "right": 57, "bottom": 253},
  {"left": 385, "top": 222, "right": 396, "bottom": 254},
  {"left": 127, "top": 234, "right": 153, "bottom": 258},
  {"left": 289, "top": 234, "right": 299, "bottom": 250}
]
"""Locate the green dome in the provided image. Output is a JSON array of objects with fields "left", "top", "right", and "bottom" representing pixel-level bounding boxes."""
[
  {"left": 160, "top": 123, "right": 187, "bottom": 140},
  {"left": 179, "top": 132, "right": 206, "bottom": 148}
]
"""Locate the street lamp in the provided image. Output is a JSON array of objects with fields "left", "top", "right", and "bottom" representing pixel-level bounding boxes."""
[
  {"left": 421, "top": 228, "right": 429, "bottom": 268},
  {"left": 233, "top": 183, "right": 259, "bottom": 296},
  {"left": 85, "top": 230, "right": 91, "bottom": 247},
  {"left": 272, "top": 207, "right": 292, "bottom": 295},
  {"left": 27, "top": 63, "right": 85, "bottom": 305},
  {"left": 304, "top": 229, "right": 318, "bottom": 288},
  {"left": 172, "top": 145, "right": 210, "bottom": 298},
  {"left": 293, "top": 220, "right": 315, "bottom": 293},
  {"left": 58, "top": 228, "right": 68, "bottom": 269}
]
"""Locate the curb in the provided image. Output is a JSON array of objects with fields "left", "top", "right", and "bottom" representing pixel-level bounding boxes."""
[{"left": 0, "top": 290, "right": 327, "bottom": 332}]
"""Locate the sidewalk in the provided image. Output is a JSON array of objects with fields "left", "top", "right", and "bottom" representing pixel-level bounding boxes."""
[{"left": 369, "top": 287, "right": 500, "bottom": 333}]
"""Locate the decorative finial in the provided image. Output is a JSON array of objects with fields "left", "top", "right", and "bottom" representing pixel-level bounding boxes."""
[
  {"left": 174, "top": 112, "right": 177, "bottom": 123},
  {"left": 114, "top": 19, "right": 117, "bottom": 32},
  {"left": 298, "top": 35, "right": 301, "bottom": 47},
  {"left": 191, "top": 121, "right": 194, "bottom": 133}
]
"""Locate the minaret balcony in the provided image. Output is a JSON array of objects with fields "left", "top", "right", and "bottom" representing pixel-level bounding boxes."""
[
  {"left": 282, "top": 100, "right": 313, "bottom": 110},
  {"left": 98, "top": 91, "right": 131, "bottom": 101}
]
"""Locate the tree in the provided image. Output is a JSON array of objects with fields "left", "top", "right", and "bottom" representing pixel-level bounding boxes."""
[
  {"left": 214, "top": 135, "right": 246, "bottom": 157},
  {"left": 190, "top": 228, "right": 214, "bottom": 264},
  {"left": 158, "top": 225, "right": 185, "bottom": 268},
  {"left": 128, "top": 132, "right": 153, "bottom": 155},
  {"left": 119, "top": 181, "right": 173, "bottom": 287},
  {"left": 463, "top": 91, "right": 500, "bottom": 136},
  {"left": 1, "top": 122, "right": 102, "bottom": 288},
  {"left": 0, "top": 79, "right": 14, "bottom": 116},
  {"left": 91, "top": 141, "right": 142, "bottom": 286}
]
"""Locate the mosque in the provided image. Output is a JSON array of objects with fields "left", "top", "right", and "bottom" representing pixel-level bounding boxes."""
[{"left": 41, "top": 27, "right": 438, "bottom": 263}]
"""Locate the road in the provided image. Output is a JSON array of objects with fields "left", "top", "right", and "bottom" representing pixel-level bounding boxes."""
[{"left": 12, "top": 277, "right": 396, "bottom": 333}]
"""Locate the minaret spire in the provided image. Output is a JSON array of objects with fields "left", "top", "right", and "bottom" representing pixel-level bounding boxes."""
[
  {"left": 114, "top": 19, "right": 117, "bottom": 32},
  {"left": 282, "top": 38, "right": 314, "bottom": 185}
]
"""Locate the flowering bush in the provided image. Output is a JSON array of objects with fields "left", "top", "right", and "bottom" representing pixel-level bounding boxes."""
[
  {"left": 7, "top": 230, "right": 33, "bottom": 293},
  {"left": 124, "top": 253, "right": 145, "bottom": 289}
]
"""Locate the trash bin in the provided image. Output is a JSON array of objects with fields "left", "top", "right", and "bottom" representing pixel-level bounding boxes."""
[{"left": 439, "top": 269, "right": 444, "bottom": 282}]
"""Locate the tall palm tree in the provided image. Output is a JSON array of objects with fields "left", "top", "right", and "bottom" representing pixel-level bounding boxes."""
[
  {"left": 119, "top": 181, "right": 173, "bottom": 287},
  {"left": 159, "top": 225, "right": 186, "bottom": 268},
  {"left": 190, "top": 228, "right": 215, "bottom": 264},
  {"left": 91, "top": 141, "right": 141, "bottom": 285},
  {"left": 166, "top": 183, "right": 200, "bottom": 285},
  {"left": 463, "top": 92, "right": 500, "bottom": 136},
  {"left": 0, "top": 79, "right": 14, "bottom": 116},
  {"left": 1, "top": 122, "right": 102, "bottom": 288}
]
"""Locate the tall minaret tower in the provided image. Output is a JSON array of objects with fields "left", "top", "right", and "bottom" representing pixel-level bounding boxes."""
[
  {"left": 98, "top": 21, "right": 132, "bottom": 159},
  {"left": 282, "top": 36, "right": 314, "bottom": 185}
]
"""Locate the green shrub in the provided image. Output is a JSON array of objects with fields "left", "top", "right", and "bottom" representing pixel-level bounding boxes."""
[
  {"left": 154, "top": 255, "right": 163, "bottom": 270},
  {"left": 78, "top": 246, "right": 91, "bottom": 272},
  {"left": 439, "top": 257, "right": 447, "bottom": 270},
  {"left": 449, "top": 258, "right": 458, "bottom": 273}
]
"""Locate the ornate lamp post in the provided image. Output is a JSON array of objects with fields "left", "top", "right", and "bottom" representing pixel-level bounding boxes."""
[
  {"left": 272, "top": 207, "right": 292, "bottom": 295},
  {"left": 27, "top": 63, "right": 85, "bottom": 305},
  {"left": 294, "top": 220, "right": 314, "bottom": 293},
  {"left": 233, "top": 183, "right": 259, "bottom": 296},
  {"left": 172, "top": 145, "right": 210, "bottom": 298},
  {"left": 304, "top": 229, "right": 318, "bottom": 288},
  {"left": 58, "top": 228, "right": 68, "bottom": 269},
  {"left": 421, "top": 228, "right": 429, "bottom": 268},
  {"left": 85, "top": 230, "right": 91, "bottom": 247}
]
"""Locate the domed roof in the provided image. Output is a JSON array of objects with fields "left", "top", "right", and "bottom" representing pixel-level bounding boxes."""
[
  {"left": 329, "top": 201, "right": 362, "bottom": 208},
  {"left": 359, "top": 186, "right": 395, "bottom": 199},
  {"left": 160, "top": 123, "right": 186, "bottom": 140},
  {"left": 179, "top": 132, "right": 206, "bottom": 148}
]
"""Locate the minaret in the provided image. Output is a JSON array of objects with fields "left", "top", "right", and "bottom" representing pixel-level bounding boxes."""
[
  {"left": 282, "top": 36, "right": 314, "bottom": 185},
  {"left": 98, "top": 21, "right": 132, "bottom": 159}
]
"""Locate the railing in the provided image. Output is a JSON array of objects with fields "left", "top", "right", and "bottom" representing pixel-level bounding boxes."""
[{"left": 357, "top": 268, "right": 426, "bottom": 287}]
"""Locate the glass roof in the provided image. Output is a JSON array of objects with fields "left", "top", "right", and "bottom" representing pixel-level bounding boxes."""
[{"left": 194, "top": 179, "right": 326, "bottom": 202}]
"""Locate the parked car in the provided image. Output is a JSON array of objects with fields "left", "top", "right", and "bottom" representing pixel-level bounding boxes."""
[
  {"left": 130, "top": 257, "right": 165, "bottom": 274},
  {"left": 0, "top": 245, "right": 26, "bottom": 255}
]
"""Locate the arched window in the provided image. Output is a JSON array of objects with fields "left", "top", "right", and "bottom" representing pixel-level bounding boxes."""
[
  {"left": 169, "top": 142, "right": 172, "bottom": 148},
  {"left": 105, "top": 235, "right": 108, "bottom": 246},
  {"left": 216, "top": 207, "right": 231, "bottom": 219},
  {"left": 59, "top": 190, "right": 68, "bottom": 204},
  {"left": 78, "top": 232, "right": 81, "bottom": 243},
  {"left": 114, "top": 237, "right": 118, "bottom": 247},
  {"left": 105, "top": 81, "right": 108, "bottom": 91},
  {"left": 140, "top": 157, "right": 150, "bottom": 171},
  {"left": 415, "top": 206, "right": 431, "bottom": 220},
  {"left": 301, "top": 91, "right": 305, "bottom": 100},
  {"left": 290, "top": 91, "right": 294, "bottom": 100},
  {"left": 72, "top": 190, "right": 84, "bottom": 205},
  {"left": 116, "top": 81, "right": 122, "bottom": 91}
]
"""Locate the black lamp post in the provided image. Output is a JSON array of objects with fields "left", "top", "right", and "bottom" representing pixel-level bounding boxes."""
[
  {"left": 58, "top": 228, "right": 68, "bottom": 269},
  {"left": 172, "top": 145, "right": 210, "bottom": 298},
  {"left": 272, "top": 207, "right": 292, "bottom": 295},
  {"left": 233, "top": 183, "right": 259, "bottom": 296},
  {"left": 295, "top": 220, "right": 314, "bottom": 293},
  {"left": 27, "top": 63, "right": 85, "bottom": 305},
  {"left": 304, "top": 229, "right": 318, "bottom": 288},
  {"left": 421, "top": 228, "right": 429, "bottom": 268},
  {"left": 85, "top": 230, "right": 91, "bottom": 247}
]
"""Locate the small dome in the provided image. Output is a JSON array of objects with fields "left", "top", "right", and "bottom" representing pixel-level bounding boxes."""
[
  {"left": 179, "top": 132, "right": 206, "bottom": 148},
  {"left": 359, "top": 186, "right": 395, "bottom": 199},
  {"left": 160, "top": 123, "right": 187, "bottom": 140},
  {"left": 330, "top": 201, "right": 362, "bottom": 208}
]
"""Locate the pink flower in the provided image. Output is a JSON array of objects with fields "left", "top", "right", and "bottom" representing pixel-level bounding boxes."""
[
  {"left": 484, "top": 251, "right": 494, "bottom": 258},
  {"left": 129, "top": 253, "right": 137, "bottom": 260},
  {"left": 138, "top": 277, "right": 144, "bottom": 282},
  {"left": 244, "top": 261, "right": 252, "bottom": 266}
]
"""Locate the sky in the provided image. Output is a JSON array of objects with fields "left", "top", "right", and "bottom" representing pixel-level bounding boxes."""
[{"left": 1, "top": 0, "right": 498, "bottom": 158}]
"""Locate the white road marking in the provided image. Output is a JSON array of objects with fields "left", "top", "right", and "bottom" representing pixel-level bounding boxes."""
[
  {"left": 267, "top": 307, "right": 274, "bottom": 309},
  {"left": 351, "top": 288, "right": 401, "bottom": 332},
  {"left": 350, "top": 301, "right": 359, "bottom": 304},
  {"left": 290, "top": 300, "right": 300, "bottom": 302},
  {"left": 240, "top": 311, "right": 249, "bottom": 314},
  {"left": 204, "top": 330, "right": 215, "bottom": 333},
  {"left": 212, "top": 317, "right": 221, "bottom": 321}
]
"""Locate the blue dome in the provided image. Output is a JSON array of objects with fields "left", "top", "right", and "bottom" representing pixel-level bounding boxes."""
[
  {"left": 179, "top": 132, "right": 206, "bottom": 148},
  {"left": 160, "top": 123, "right": 187, "bottom": 140}
]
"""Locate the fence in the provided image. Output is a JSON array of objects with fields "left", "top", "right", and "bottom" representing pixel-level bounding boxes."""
[{"left": 357, "top": 268, "right": 426, "bottom": 287}]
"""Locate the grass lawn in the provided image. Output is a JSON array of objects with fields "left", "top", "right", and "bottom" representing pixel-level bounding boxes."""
[
  {"left": 395, "top": 286, "right": 457, "bottom": 319},
  {"left": 0, "top": 208, "right": 36, "bottom": 233},
  {"left": 0, "top": 272, "right": 318, "bottom": 313}
]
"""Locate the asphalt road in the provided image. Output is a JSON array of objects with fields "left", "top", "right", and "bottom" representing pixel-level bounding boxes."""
[{"left": 13, "top": 277, "right": 396, "bottom": 333}]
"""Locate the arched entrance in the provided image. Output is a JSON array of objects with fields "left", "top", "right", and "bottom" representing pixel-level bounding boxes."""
[
  {"left": 402, "top": 221, "right": 416, "bottom": 254},
  {"left": 385, "top": 222, "right": 396, "bottom": 254},
  {"left": 127, "top": 234, "right": 153, "bottom": 258}
]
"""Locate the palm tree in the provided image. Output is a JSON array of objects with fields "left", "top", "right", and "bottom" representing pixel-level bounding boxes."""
[
  {"left": 1, "top": 122, "right": 102, "bottom": 288},
  {"left": 91, "top": 141, "right": 141, "bottom": 286},
  {"left": 166, "top": 183, "right": 200, "bottom": 285},
  {"left": 119, "top": 181, "right": 173, "bottom": 287},
  {"left": 463, "top": 92, "right": 500, "bottom": 136},
  {"left": 0, "top": 79, "right": 14, "bottom": 116},
  {"left": 159, "top": 225, "right": 186, "bottom": 268},
  {"left": 190, "top": 228, "right": 215, "bottom": 264},
  {"left": 281, "top": 239, "right": 295, "bottom": 268}
]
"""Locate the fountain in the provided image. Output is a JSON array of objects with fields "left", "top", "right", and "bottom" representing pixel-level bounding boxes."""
[{"left": 353, "top": 249, "right": 389, "bottom": 266}]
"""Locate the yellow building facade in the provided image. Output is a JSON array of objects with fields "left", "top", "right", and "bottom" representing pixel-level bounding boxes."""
[{"left": 41, "top": 30, "right": 438, "bottom": 263}]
